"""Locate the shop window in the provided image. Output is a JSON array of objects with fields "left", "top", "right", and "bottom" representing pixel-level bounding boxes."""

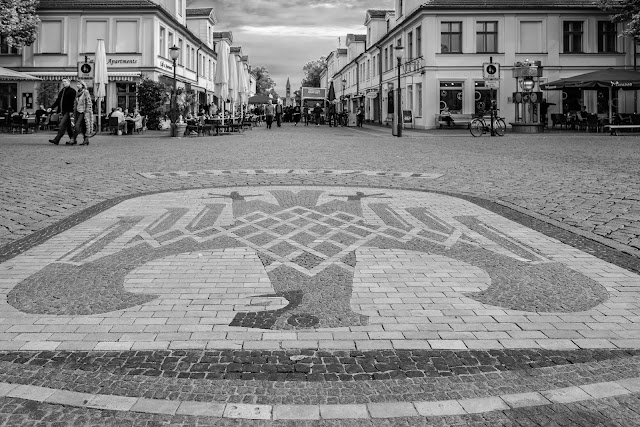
[
  {"left": 0, "top": 83, "right": 18, "bottom": 112},
  {"left": 474, "top": 81, "right": 494, "bottom": 116},
  {"left": 388, "top": 89, "right": 394, "bottom": 115},
  {"left": 597, "top": 87, "right": 617, "bottom": 114},
  {"left": 476, "top": 21, "right": 498, "bottom": 53},
  {"left": 416, "top": 26, "right": 422, "bottom": 58},
  {"left": 519, "top": 21, "right": 543, "bottom": 53},
  {"left": 85, "top": 20, "right": 107, "bottom": 53},
  {"left": 407, "top": 84, "right": 413, "bottom": 113},
  {"left": 160, "top": 27, "right": 166, "bottom": 58},
  {"left": 40, "top": 20, "right": 63, "bottom": 53},
  {"left": 116, "top": 21, "right": 138, "bottom": 53},
  {"left": 598, "top": 21, "right": 617, "bottom": 53},
  {"left": 561, "top": 88, "right": 581, "bottom": 113},
  {"left": 416, "top": 83, "right": 422, "bottom": 117},
  {"left": 563, "top": 21, "right": 583, "bottom": 53},
  {"left": 117, "top": 82, "right": 137, "bottom": 112},
  {"left": 441, "top": 22, "right": 462, "bottom": 53},
  {"left": 439, "top": 81, "right": 462, "bottom": 113}
]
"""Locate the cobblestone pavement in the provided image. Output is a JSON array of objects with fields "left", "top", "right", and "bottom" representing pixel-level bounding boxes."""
[{"left": 0, "top": 124, "right": 639, "bottom": 425}]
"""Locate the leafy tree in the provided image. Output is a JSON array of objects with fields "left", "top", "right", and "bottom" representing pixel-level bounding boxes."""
[
  {"left": 293, "top": 89, "right": 301, "bottom": 105},
  {"left": 596, "top": 0, "right": 640, "bottom": 41},
  {"left": 0, "top": 0, "right": 40, "bottom": 47},
  {"left": 137, "top": 78, "right": 169, "bottom": 130},
  {"left": 253, "top": 66, "right": 275, "bottom": 94},
  {"left": 36, "top": 81, "right": 59, "bottom": 109},
  {"left": 301, "top": 57, "right": 326, "bottom": 88},
  {"left": 268, "top": 88, "right": 280, "bottom": 100}
]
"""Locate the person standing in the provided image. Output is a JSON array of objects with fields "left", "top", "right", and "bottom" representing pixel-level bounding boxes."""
[
  {"left": 275, "top": 102, "right": 283, "bottom": 127},
  {"left": 303, "top": 105, "right": 310, "bottom": 126},
  {"left": 71, "top": 80, "right": 93, "bottom": 145},
  {"left": 356, "top": 104, "right": 364, "bottom": 127},
  {"left": 292, "top": 104, "right": 301, "bottom": 126},
  {"left": 265, "top": 101, "right": 275, "bottom": 129},
  {"left": 47, "top": 78, "right": 76, "bottom": 145},
  {"left": 313, "top": 103, "right": 322, "bottom": 126},
  {"left": 327, "top": 102, "right": 336, "bottom": 127}
]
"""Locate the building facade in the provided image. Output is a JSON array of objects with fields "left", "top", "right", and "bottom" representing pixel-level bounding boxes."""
[
  {"left": 0, "top": 0, "right": 252, "bottom": 115},
  {"left": 328, "top": 1, "right": 638, "bottom": 129}
]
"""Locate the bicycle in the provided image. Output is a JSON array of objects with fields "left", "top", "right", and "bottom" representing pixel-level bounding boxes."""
[
  {"left": 337, "top": 111, "right": 349, "bottom": 127},
  {"left": 469, "top": 110, "right": 506, "bottom": 137}
]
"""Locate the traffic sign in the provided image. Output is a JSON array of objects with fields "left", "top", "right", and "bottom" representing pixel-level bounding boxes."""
[
  {"left": 78, "top": 61, "right": 94, "bottom": 79},
  {"left": 483, "top": 62, "right": 500, "bottom": 80},
  {"left": 485, "top": 80, "right": 499, "bottom": 89}
]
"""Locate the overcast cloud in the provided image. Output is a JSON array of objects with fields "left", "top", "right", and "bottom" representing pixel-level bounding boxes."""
[{"left": 188, "top": 0, "right": 392, "bottom": 94}]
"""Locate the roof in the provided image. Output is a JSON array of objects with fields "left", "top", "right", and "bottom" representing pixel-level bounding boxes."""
[
  {"left": 367, "top": 9, "right": 392, "bottom": 18},
  {"left": 212, "top": 31, "right": 233, "bottom": 42},
  {"left": 337, "top": 48, "right": 347, "bottom": 55},
  {"left": 230, "top": 47, "right": 242, "bottom": 54},
  {"left": 38, "top": 0, "right": 157, "bottom": 8},
  {"left": 419, "top": 0, "right": 599, "bottom": 8},
  {"left": 354, "top": 35, "right": 367, "bottom": 42},
  {"left": 186, "top": 7, "right": 213, "bottom": 16}
]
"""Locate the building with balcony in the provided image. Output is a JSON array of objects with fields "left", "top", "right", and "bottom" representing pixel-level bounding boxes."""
[
  {"left": 0, "top": 0, "right": 252, "bottom": 115},
  {"left": 327, "top": 1, "right": 638, "bottom": 129}
]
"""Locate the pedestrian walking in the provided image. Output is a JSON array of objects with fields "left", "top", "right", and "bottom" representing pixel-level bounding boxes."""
[
  {"left": 303, "top": 105, "right": 310, "bottom": 126},
  {"left": 293, "top": 105, "right": 301, "bottom": 126},
  {"left": 71, "top": 80, "right": 93, "bottom": 145},
  {"left": 275, "top": 102, "right": 283, "bottom": 127},
  {"left": 47, "top": 78, "right": 76, "bottom": 145},
  {"left": 265, "top": 101, "right": 275, "bottom": 129},
  {"left": 357, "top": 104, "right": 364, "bottom": 127},
  {"left": 313, "top": 103, "right": 322, "bottom": 126}
]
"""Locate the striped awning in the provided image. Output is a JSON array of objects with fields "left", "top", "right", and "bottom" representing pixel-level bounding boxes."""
[
  {"left": 108, "top": 72, "right": 141, "bottom": 82},
  {"left": 0, "top": 67, "right": 43, "bottom": 81},
  {"left": 27, "top": 71, "right": 141, "bottom": 82}
]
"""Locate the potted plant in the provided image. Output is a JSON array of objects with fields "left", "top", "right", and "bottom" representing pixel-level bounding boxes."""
[{"left": 173, "top": 89, "right": 196, "bottom": 137}]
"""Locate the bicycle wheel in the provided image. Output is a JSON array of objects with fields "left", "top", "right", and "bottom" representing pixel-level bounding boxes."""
[
  {"left": 341, "top": 115, "right": 348, "bottom": 127},
  {"left": 493, "top": 118, "right": 506, "bottom": 136},
  {"left": 469, "top": 118, "right": 484, "bottom": 137},
  {"left": 87, "top": 120, "right": 98, "bottom": 138}
]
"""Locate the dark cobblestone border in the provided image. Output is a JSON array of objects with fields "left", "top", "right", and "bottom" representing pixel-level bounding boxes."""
[
  {"left": 1, "top": 349, "right": 638, "bottom": 382},
  {"left": 0, "top": 180, "right": 637, "bottom": 276}
]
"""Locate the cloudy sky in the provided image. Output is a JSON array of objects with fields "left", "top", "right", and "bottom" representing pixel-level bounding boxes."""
[{"left": 188, "top": 0, "right": 392, "bottom": 95}]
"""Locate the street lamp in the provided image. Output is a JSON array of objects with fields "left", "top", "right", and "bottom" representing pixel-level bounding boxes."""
[
  {"left": 169, "top": 45, "right": 180, "bottom": 136},
  {"left": 520, "top": 77, "right": 535, "bottom": 92},
  {"left": 394, "top": 42, "right": 404, "bottom": 137},
  {"left": 341, "top": 78, "right": 346, "bottom": 113}
]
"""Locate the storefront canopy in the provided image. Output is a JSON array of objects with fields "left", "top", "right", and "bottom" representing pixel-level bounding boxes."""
[
  {"left": 247, "top": 94, "right": 271, "bottom": 104},
  {"left": 541, "top": 68, "right": 640, "bottom": 90},
  {"left": 0, "top": 67, "right": 41, "bottom": 81}
]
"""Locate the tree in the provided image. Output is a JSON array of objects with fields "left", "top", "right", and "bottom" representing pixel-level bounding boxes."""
[
  {"left": 301, "top": 57, "right": 326, "bottom": 88},
  {"left": 36, "top": 81, "right": 59, "bottom": 109},
  {"left": 597, "top": 0, "right": 640, "bottom": 41},
  {"left": 268, "top": 88, "right": 280, "bottom": 100},
  {"left": 293, "top": 89, "right": 301, "bottom": 105},
  {"left": 137, "top": 78, "right": 169, "bottom": 130},
  {"left": 253, "top": 66, "right": 275, "bottom": 94},
  {"left": 0, "top": 0, "right": 40, "bottom": 47}
]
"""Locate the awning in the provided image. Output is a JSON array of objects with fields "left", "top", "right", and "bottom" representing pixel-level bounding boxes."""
[
  {"left": 108, "top": 72, "right": 141, "bottom": 82},
  {"left": 0, "top": 67, "right": 42, "bottom": 81},
  {"left": 29, "top": 71, "right": 76, "bottom": 81}
]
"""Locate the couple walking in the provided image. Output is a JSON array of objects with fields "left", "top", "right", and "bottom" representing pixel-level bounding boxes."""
[
  {"left": 48, "top": 79, "right": 93, "bottom": 145},
  {"left": 264, "top": 100, "right": 283, "bottom": 129}
]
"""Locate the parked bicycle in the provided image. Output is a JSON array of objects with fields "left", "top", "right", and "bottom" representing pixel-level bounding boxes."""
[
  {"left": 337, "top": 111, "right": 349, "bottom": 127},
  {"left": 469, "top": 109, "right": 506, "bottom": 137}
]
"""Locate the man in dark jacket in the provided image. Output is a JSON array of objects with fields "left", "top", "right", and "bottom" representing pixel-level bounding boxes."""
[
  {"left": 47, "top": 78, "right": 77, "bottom": 145},
  {"left": 275, "top": 102, "right": 283, "bottom": 127}
]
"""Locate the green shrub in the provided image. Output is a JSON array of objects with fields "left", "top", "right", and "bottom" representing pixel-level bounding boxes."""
[{"left": 138, "top": 78, "right": 169, "bottom": 130}]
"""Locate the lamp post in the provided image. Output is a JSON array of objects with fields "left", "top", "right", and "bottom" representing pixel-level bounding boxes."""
[
  {"left": 394, "top": 42, "right": 404, "bottom": 137},
  {"left": 169, "top": 45, "right": 180, "bottom": 136}
]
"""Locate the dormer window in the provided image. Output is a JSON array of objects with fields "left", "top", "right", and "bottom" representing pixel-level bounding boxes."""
[{"left": 398, "top": 0, "right": 403, "bottom": 17}]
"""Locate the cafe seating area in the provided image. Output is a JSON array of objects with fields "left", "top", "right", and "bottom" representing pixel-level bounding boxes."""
[{"left": 549, "top": 112, "right": 640, "bottom": 133}]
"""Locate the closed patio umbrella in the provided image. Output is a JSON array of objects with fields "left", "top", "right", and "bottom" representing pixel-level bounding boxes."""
[
  {"left": 94, "top": 39, "right": 108, "bottom": 134},
  {"left": 327, "top": 81, "right": 336, "bottom": 102},
  {"left": 227, "top": 51, "right": 238, "bottom": 115},
  {"left": 214, "top": 40, "right": 230, "bottom": 125}
]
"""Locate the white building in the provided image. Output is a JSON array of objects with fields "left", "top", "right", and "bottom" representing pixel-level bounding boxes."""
[{"left": 328, "top": 1, "right": 638, "bottom": 129}]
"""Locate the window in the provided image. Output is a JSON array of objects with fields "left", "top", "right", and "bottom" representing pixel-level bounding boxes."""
[
  {"left": 407, "top": 84, "right": 413, "bottom": 113},
  {"left": 186, "top": 43, "right": 190, "bottom": 67},
  {"left": 440, "top": 81, "right": 463, "bottom": 113},
  {"left": 598, "top": 21, "right": 617, "bottom": 53},
  {"left": 178, "top": 38, "right": 183, "bottom": 65},
  {"left": 116, "top": 21, "right": 138, "bottom": 52},
  {"left": 563, "top": 21, "right": 583, "bottom": 53},
  {"left": 416, "top": 83, "right": 422, "bottom": 117},
  {"left": 398, "top": 0, "right": 403, "bottom": 16},
  {"left": 86, "top": 21, "right": 107, "bottom": 53},
  {"left": 368, "top": 27, "right": 371, "bottom": 45},
  {"left": 416, "top": 26, "right": 422, "bottom": 58},
  {"left": 191, "top": 47, "right": 195, "bottom": 69},
  {"left": 40, "top": 20, "right": 63, "bottom": 53},
  {"left": 519, "top": 21, "right": 543, "bottom": 53},
  {"left": 384, "top": 47, "right": 388, "bottom": 71},
  {"left": 408, "top": 31, "right": 413, "bottom": 60},
  {"left": 178, "top": 0, "right": 183, "bottom": 15},
  {"left": 159, "top": 27, "right": 166, "bottom": 57},
  {"left": 476, "top": 21, "right": 498, "bottom": 53},
  {"left": 441, "top": 22, "right": 462, "bottom": 53},
  {"left": 474, "top": 81, "right": 493, "bottom": 116},
  {"left": 116, "top": 82, "right": 137, "bottom": 112},
  {"left": 168, "top": 33, "right": 174, "bottom": 53},
  {"left": 0, "top": 36, "right": 18, "bottom": 54}
]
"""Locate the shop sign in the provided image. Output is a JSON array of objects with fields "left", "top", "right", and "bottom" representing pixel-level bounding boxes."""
[
  {"left": 402, "top": 110, "right": 412, "bottom": 123},
  {"left": 302, "top": 87, "right": 326, "bottom": 98},
  {"left": 159, "top": 60, "right": 174, "bottom": 72},
  {"left": 366, "top": 91, "right": 378, "bottom": 99},
  {"left": 106, "top": 56, "right": 139, "bottom": 67}
]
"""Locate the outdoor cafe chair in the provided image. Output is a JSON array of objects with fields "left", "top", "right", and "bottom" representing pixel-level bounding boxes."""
[
  {"left": 550, "top": 114, "right": 567, "bottom": 130},
  {"left": 48, "top": 113, "right": 59, "bottom": 130},
  {"left": 108, "top": 116, "right": 120, "bottom": 135},
  {"left": 11, "top": 115, "right": 25, "bottom": 133}
]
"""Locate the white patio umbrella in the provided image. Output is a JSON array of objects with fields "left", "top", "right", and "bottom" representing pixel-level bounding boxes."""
[
  {"left": 214, "top": 40, "right": 230, "bottom": 125},
  {"left": 94, "top": 39, "right": 108, "bottom": 134},
  {"left": 227, "top": 51, "right": 238, "bottom": 116},
  {"left": 237, "top": 58, "right": 248, "bottom": 118}
]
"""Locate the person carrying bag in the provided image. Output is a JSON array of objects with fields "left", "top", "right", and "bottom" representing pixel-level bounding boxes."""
[{"left": 71, "top": 80, "right": 94, "bottom": 145}]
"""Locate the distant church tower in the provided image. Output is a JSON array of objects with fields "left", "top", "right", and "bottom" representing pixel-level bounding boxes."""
[
  {"left": 285, "top": 77, "right": 292, "bottom": 106},
  {"left": 286, "top": 77, "right": 291, "bottom": 98}
]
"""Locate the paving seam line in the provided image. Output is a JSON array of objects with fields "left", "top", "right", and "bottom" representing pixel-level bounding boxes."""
[{"left": 0, "top": 377, "right": 638, "bottom": 420}]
